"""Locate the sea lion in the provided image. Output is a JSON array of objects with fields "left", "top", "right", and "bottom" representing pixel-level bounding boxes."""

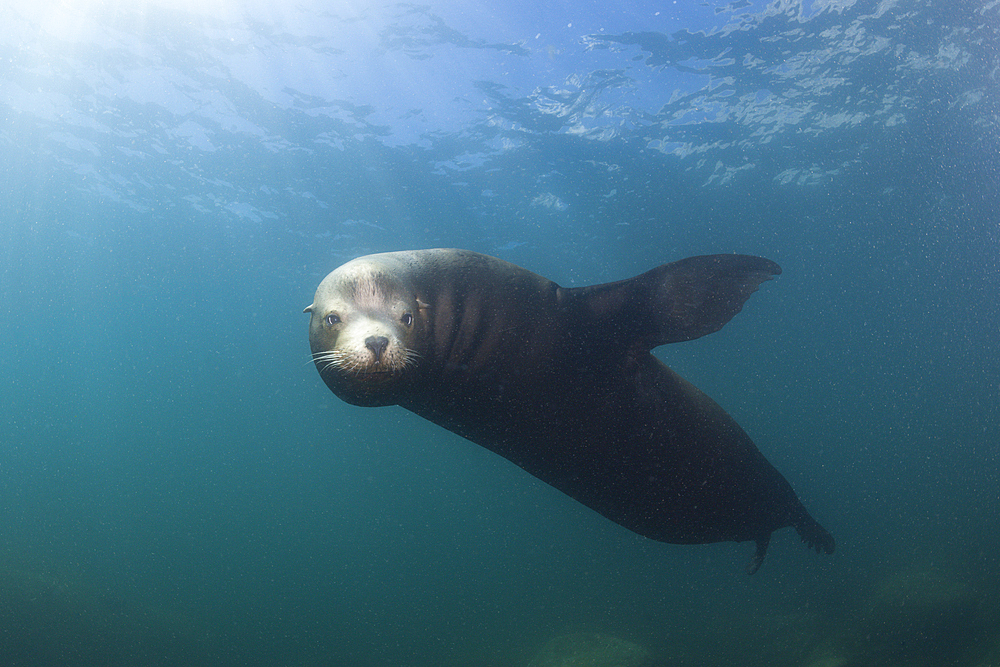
[{"left": 305, "top": 249, "right": 835, "bottom": 573}]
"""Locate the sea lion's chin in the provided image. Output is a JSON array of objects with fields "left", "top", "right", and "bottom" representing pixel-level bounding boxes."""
[{"left": 319, "top": 365, "right": 407, "bottom": 407}]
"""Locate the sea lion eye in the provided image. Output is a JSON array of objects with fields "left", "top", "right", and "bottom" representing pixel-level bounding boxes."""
[
  {"left": 324, "top": 313, "right": 341, "bottom": 326},
  {"left": 401, "top": 313, "right": 413, "bottom": 327}
]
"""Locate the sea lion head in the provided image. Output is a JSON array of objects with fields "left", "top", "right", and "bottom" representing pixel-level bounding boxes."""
[{"left": 304, "top": 256, "right": 425, "bottom": 406}]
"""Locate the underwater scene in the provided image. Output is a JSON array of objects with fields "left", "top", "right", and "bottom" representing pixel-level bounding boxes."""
[{"left": 1, "top": 0, "right": 998, "bottom": 665}]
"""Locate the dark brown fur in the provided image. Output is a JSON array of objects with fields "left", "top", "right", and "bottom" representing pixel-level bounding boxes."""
[{"left": 306, "top": 249, "right": 834, "bottom": 573}]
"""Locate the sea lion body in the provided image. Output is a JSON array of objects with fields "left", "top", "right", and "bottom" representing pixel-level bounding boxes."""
[{"left": 305, "top": 249, "right": 834, "bottom": 572}]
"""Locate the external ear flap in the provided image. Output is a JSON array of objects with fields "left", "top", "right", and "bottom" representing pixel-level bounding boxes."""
[
  {"left": 304, "top": 304, "right": 314, "bottom": 313},
  {"left": 562, "top": 254, "right": 781, "bottom": 350}
]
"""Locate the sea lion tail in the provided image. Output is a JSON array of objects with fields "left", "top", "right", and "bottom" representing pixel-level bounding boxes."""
[{"left": 794, "top": 514, "right": 836, "bottom": 555}]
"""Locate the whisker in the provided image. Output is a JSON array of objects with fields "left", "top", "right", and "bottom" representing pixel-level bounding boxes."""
[{"left": 307, "top": 345, "right": 419, "bottom": 377}]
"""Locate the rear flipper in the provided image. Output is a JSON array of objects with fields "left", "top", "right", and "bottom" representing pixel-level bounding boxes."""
[
  {"left": 747, "top": 535, "right": 771, "bottom": 575},
  {"left": 747, "top": 516, "right": 835, "bottom": 575},
  {"left": 795, "top": 514, "right": 836, "bottom": 555}
]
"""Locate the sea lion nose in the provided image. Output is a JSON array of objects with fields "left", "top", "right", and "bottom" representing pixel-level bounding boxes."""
[{"left": 365, "top": 336, "right": 389, "bottom": 363}]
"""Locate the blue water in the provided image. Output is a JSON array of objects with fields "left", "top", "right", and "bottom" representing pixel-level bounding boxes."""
[{"left": 2, "top": 1, "right": 998, "bottom": 665}]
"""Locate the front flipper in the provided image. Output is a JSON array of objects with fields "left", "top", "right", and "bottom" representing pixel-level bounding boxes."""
[{"left": 561, "top": 254, "right": 781, "bottom": 350}]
